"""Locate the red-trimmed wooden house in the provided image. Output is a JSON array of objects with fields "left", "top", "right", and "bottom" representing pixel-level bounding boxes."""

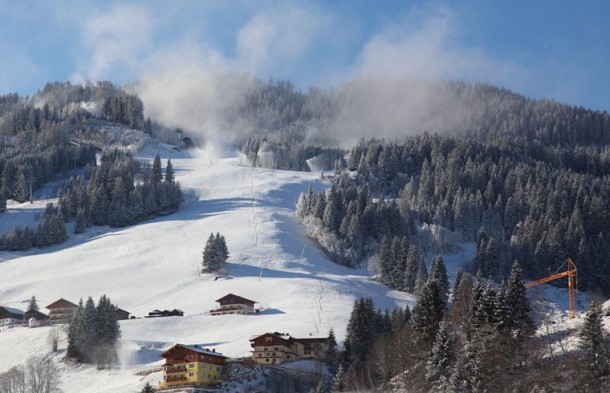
[
  {"left": 210, "top": 294, "right": 256, "bottom": 316},
  {"left": 46, "top": 298, "right": 78, "bottom": 324}
]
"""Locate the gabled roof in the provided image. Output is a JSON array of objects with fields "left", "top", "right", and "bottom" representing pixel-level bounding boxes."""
[
  {"left": 0, "top": 306, "right": 24, "bottom": 318},
  {"left": 24, "top": 309, "right": 48, "bottom": 320},
  {"left": 250, "top": 332, "right": 292, "bottom": 341},
  {"left": 46, "top": 298, "right": 78, "bottom": 310},
  {"left": 215, "top": 293, "right": 256, "bottom": 306},
  {"left": 161, "top": 343, "right": 228, "bottom": 359}
]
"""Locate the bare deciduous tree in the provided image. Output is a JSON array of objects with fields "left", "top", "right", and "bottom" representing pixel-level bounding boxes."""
[{"left": 25, "top": 356, "right": 61, "bottom": 393}]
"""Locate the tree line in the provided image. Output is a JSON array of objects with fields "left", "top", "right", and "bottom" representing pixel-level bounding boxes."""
[
  {"left": 67, "top": 295, "right": 121, "bottom": 367},
  {"left": 58, "top": 152, "right": 182, "bottom": 229},
  {"left": 333, "top": 262, "right": 609, "bottom": 392},
  {"left": 297, "top": 133, "right": 610, "bottom": 294}
]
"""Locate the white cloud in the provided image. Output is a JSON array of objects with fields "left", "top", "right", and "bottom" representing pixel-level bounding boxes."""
[
  {"left": 73, "top": 4, "right": 155, "bottom": 82},
  {"left": 236, "top": 5, "right": 331, "bottom": 73},
  {"left": 356, "top": 6, "right": 533, "bottom": 89}
]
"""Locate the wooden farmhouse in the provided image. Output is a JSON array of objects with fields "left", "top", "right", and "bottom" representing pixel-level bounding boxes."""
[
  {"left": 160, "top": 344, "right": 227, "bottom": 390},
  {"left": 0, "top": 306, "right": 24, "bottom": 328},
  {"left": 250, "top": 332, "right": 329, "bottom": 365},
  {"left": 24, "top": 309, "right": 48, "bottom": 322},
  {"left": 45, "top": 298, "right": 78, "bottom": 324},
  {"left": 116, "top": 308, "right": 131, "bottom": 320},
  {"left": 210, "top": 294, "right": 256, "bottom": 316}
]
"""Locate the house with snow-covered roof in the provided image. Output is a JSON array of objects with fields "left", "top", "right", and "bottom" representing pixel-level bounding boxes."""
[
  {"left": 46, "top": 298, "right": 78, "bottom": 324},
  {"left": 0, "top": 306, "right": 24, "bottom": 327},
  {"left": 250, "top": 332, "right": 329, "bottom": 365},
  {"left": 160, "top": 343, "right": 227, "bottom": 390},
  {"left": 210, "top": 293, "right": 257, "bottom": 315}
]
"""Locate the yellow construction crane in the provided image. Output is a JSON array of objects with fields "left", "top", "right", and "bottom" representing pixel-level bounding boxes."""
[{"left": 525, "top": 258, "right": 578, "bottom": 319}]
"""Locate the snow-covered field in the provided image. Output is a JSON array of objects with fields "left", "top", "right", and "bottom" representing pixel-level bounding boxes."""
[
  {"left": 1, "top": 144, "right": 604, "bottom": 392},
  {"left": 0, "top": 145, "right": 416, "bottom": 392}
]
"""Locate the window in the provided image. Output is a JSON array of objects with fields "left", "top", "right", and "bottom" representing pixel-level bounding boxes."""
[
  {"left": 263, "top": 347, "right": 268, "bottom": 351},
  {"left": 274, "top": 347, "right": 278, "bottom": 350},
  {"left": 272, "top": 352, "right": 276, "bottom": 356},
  {"left": 208, "top": 365, "right": 212, "bottom": 369},
  {"left": 188, "top": 363, "right": 194, "bottom": 368},
  {"left": 266, "top": 358, "right": 269, "bottom": 362},
  {"left": 208, "top": 374, "right": 211, "bottom": 379},
  {"left": 188, "top": 372, "right": 194, "bottom": 377},
  {"left": 217, "top": 366, "right": 221, "bottom": 371}
]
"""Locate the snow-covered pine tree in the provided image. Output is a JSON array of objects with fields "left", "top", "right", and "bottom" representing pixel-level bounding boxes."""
[
  {"left": 450, "top": 343, "right": 482, "bottom": 393},
  {"left": 414, "top": 257, "right": 429, "bottom": 296},
  {"left": 429, "top": 255, "right": 449, "bottom": 303},
  {"left": 324, "top": 328, "right": 339, "bottom": 372},
  {"left": 201, "top": 233, "right": 218, "bottom": 273},
  {"left": 141, "top": 382, "right": 156, "bottom": 393},
  {"left": 96, "top": 295, "right": 121, "bottom": 366},
  {"left": 331, "top": 364, "right": 346, "bottom": 392},
  {"left": 67, "top": 299, "right": 86, "bottom": 359},
  {"left": 378, "top": 237, "right": 393, "bottom": 286},
  {"left": 579, "top": 302, "right": 610, "bottom": 389},
  {"left": 412, "top": 280, "right": 445, "bottom": 347},
  {"left": 151, "top": 154, "right": 162, "bottom": 184},
  {"left": 426, "top": 321, "right": 456, "bottom": 392},
  {"left": 504, "top": 261, "right": 534, "bottom": 339},
  {"left": 404, "top": 244, "right": 419, "bottom": 293},
  {"left": 27, "top": 296, "right": 39, "bottom": 313},
  {"left": 75, "top": 208, "right": 86, "bottom": 234},
  {"left": 165, "top": 159, "right": 174, "bottom": 183}
]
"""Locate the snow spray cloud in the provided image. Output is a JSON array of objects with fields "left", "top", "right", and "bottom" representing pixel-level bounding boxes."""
[
  {"left": 133, "top": 3, "right": 331, "bottom": 149},
  {"left": 73, "top": 3, "right": 535, "bottom": 149}
]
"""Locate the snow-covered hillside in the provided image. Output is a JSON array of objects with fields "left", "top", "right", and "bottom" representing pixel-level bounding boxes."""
[{"left": 0, "top": 145, "right": 415, "bottom": 392}]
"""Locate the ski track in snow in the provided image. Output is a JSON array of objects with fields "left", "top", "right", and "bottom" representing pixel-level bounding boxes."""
[
  {"left": 0, "top": 146, "right": 415, "bottom": 392},
  {"left": 0, "top": 145, "right": 600, "bottom": 392}
]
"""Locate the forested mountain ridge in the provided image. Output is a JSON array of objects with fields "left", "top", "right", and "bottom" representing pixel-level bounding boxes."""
[
  {"left": 3, "top": 78, "right": 610, "bottom": 293},
  {"left": 0, "top": 81, "right": 181, "bottom": 251}
]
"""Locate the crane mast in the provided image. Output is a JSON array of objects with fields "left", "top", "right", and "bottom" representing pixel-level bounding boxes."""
[{"left": 524, "top": 258, "right": 577, "bottom": 319}]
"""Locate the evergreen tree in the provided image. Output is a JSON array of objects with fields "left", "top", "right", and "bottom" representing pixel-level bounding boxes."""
[
  {"left": 415, "top": 257, "right": 429, "bottom": 296},
  {"left": 67, "top": 299, "right": 86, "bottom": 359},
  {"left": 429, "top": 255, "right": 449, "bottom": 303},
  {"left": 345, "top": 297, "right": 376, "bottom": 364},
  {"left": 450, "top": 344, "right": 482, "bottom": 393},
  {"left": 324, "top": 328, "right": 339, "bottom": 372},
  {"left": 503, "top": 261, "right": 535, "bottom": 339},
  {"left": 152, "top": 154, "right": 162, "bottom": 184},
  {"left": 412, "top": 280, "right": 446, "bottom": 347},
  {"left": 27, "top": 296, "right": 39, "bottom": 313},
  {"left": 426, "top": 322, "right": 456, "bottom": 392},
  {"left": 165, "top": 159, "right": 174, "bottom": 183},
  {"left": 579, "top": 302, "right": 610, "bottom": 389},
  {"left": 96, "top": 295, "right": 121, "bottom": 366},
  {"left": 331, "top": 364, "right": 346, "bottom": 392},
  {"left": 202, "top": 233, "right": 218, "bottom": 273},
  {"left": 141, "top": 382, "right": 156, "bottom": 393},
  {"left": 75, "top": 208, "right": 86, "bottom": 234}
]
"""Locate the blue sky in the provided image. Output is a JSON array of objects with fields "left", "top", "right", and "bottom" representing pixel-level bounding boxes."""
[{"left": 1, "top": 0, "right": 609, "bottom": 111}]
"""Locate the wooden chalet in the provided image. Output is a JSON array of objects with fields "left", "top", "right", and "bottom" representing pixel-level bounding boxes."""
[
  {"left": 116, "top": 308, "right": 130, "bottom": 320},
  {"left": 24, "top": 309, "right": 48, "bottom": 322},
  {"left": 210, "top": 294, "right": 256, "bottom": 316},
  {"left": 250, "top": 332, "right": 329, "bottom": 365},
  {"left": 147, "top": 309, "right": 184, "bottom": 318},
  {"left": 250, "top": 332, "right": 302, "bottom": 365},
  {"left": 296, "top": 337, "right": 329, "bottom": 359},
  {"left": 0, "top": 306, "right": 25, "bottom": 327},
  {"left": 160, "top": 344, "right": 227, "bottom": 390},
  {"left": 45, "top": 298, "right": 78, "bottom": 324}
]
